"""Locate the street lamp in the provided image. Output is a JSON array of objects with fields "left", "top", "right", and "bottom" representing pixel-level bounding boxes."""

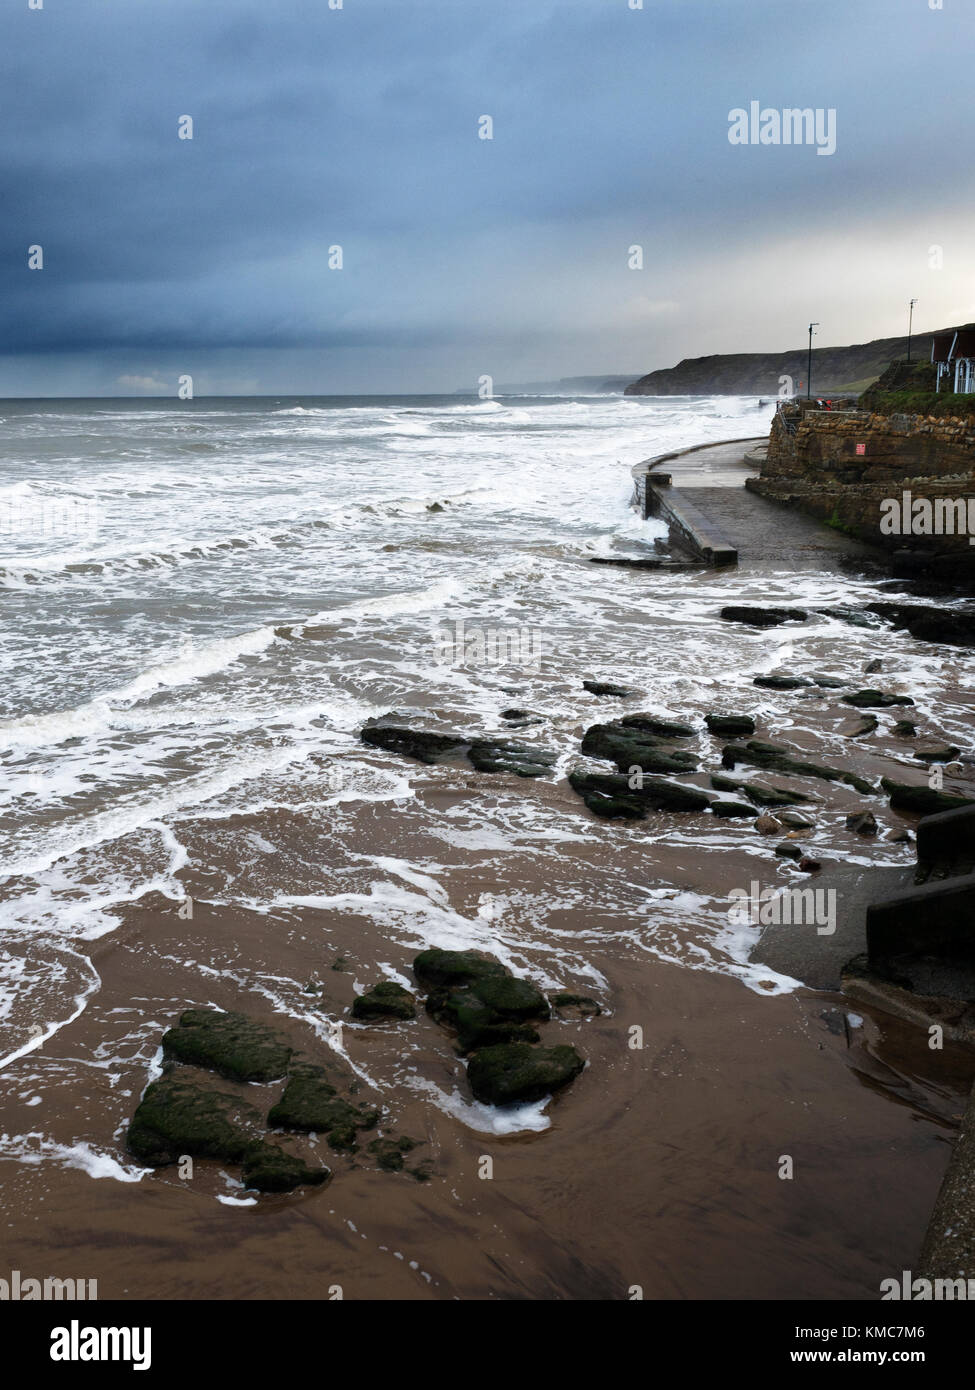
[
  {"left": 807, "top": 323, "right": 819, "bottom": 400},
  {"left": 907, "top": 298, "right": 918, "bottom": 363}
]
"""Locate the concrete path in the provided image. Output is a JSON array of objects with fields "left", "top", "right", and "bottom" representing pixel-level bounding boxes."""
[{"left": 641, "top": 437, "right": 880, "bottom": 573}]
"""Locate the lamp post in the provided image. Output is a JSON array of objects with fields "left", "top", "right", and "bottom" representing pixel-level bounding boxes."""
[
  {"left": 807, "top": 323, "right": 819, "bottom": 400},
  {"left": 907, "top": 298, "right": 918, "bottom": 363}
]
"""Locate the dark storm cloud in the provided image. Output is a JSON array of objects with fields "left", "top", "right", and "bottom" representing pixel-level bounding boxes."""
[{"left": 1, "top": 0, "right": 972, "bottom": 390}]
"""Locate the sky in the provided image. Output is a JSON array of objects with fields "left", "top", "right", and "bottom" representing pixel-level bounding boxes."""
[{"left": 1, "top": 0, "right": 973, "bottom": 396}]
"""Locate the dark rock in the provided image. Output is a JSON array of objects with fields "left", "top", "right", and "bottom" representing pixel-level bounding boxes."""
[
  {"left": 722, "top": 739, "right": 875, "bottom": 796},
  {"left": 360, "top": 724, "right": 466, "bottom": 764},
  {"left": 551, "top": 993, "right": 602, "bottom": 1016},
  {"left": 710, "top": 800, "right": 758, "bottom": 818},
  {"left": 619, "top": 714, "right": 696, "bottom": 738},
  {"left": 351, "top": 982, "right": 416, "bottom": 1022},
  {"left": 815, "top": 607, "right": 884, "bottom": 630},
  {"left": 427, "top": 986, "right": 541, "bottom": 1052},
  {"left": 846, "top": 811, "right": 878, "bottom": 836},
  {"left": 413, "top": 949, "right": 507, "bottom": 989},
  {"left": 812, "top": 675, "right": 848, "bottom": 689},
  {"left": 721, "top": 606, "right": 808, "bottom": 627},
  {"left": 893, "top": 720, "right": 919, "bottom": 737},
  {"left": 798, "top": 857, "right": 822, "bottom": 873},
  {"left": 426, "top": 972, "right": 549, "bottom": 1054},
  {"left": 753, "top": 675, "right": 814, "bottom": 690},
  {"left": 267, "top": 1064, "right": 378, "bottom": 1151},
  {"left": 466, "top": 1043, "right": 585, "bottom": 1106},
  {"left": 864, "top": 658, "right": 883, "bottom": 674},
  {"left": 775, "top": 842, "right": 805, "bottom": 860},
  {"left": 580, "top": 722, "right": 697, "bottom": 775},
  {"left": 779, "top": 811, "right": 815, "bottom": 829},
  {"left": 161, "top": 1009, "right": 292, "bottom": 1083},
  {"left": 582, "top": 680, "right": 634, "bottom": 697},
  {"left": 705, "top": 713, "right": 755, "bottom": 738},
  {"left": 127, "top": 1073, "right": 262, "bottom": 1167},
  {"left": 914, "top": 746, "right": 962, "bottom": 764},
  {"left": 568, "top": 770, "right": 711, "bottom": 819},
  {"left": 846, "top": 715, "right": 879, "bottom": 738},
  {"left": 367, "top": 1136, "right": 420, "bottom": 1173},
  {"left": 891, "top": 830, "right": 913, "bottom": 844},
  {"left": 841, "top": 689, "right": 915, "bottom": 709},
  {"left": 240, "top": 1142, "right": 330, "bottom": 1193},
  {"left": 709, "top": 773, "right": 811, "bottom": 807},
  {"left": 866, "top": 603, "right": 975, "bottom": 649},
  {"left": 881, "top": 779, "right": 975, "bottom": 816},
  {"left": 466, "top": 739, "right": 556, "bottom": 778}
]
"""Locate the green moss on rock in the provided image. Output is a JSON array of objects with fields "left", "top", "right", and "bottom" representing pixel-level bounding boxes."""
[
  {"left": 240, "top": 1142, "right": 331, "bottom": 1193},
  {"left": 161, "top": 1008, "right": 292, "bottom": 1083},
  {"left": 367, "top": 1136, "right": 419, "bottom": 1173},
  {"left": 267, "top": 1064, "right": 378, "bottom": 1151},
  {"left": 126, "top": 1073, "right": 262, "bottom": 1167},
  {"left": 351, "top": 981, "right": 416, "bottom": 1021},
  {"left": 413, "top": 949, "right": 507, "bottom": 989},
  {"left": 467, "top": 1043, "right": 585, "bottom": 1106}
]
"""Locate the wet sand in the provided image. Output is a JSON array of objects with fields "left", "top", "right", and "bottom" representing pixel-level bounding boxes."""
[{"left": 1, "top": 770, "right": 971, "bottom": 1301}]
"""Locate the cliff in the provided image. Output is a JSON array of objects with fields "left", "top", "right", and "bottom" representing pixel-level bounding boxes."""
[{"left": 624, "top": 324, "right": 975, "bottom": 397}]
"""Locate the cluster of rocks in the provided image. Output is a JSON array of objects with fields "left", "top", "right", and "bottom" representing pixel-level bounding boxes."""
[
  {"left": 364, "top": 949, "right": 590, "bottom": 1108},
  {"left": 357, "top": 668, "right": 971, "bottom": 848},
  {"left": 127, "top": 1008, "right": 427, "bottom": 1192}
]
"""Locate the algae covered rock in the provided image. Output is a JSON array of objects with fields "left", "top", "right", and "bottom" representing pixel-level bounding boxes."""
[
  {"left": 367, "top": 1135, "right": 419, "bottom": 1173},
  {"left": 360, "top": 725, "right": 465, "bottom": 764},
  {"left": 705, "top": 713, "right": 755, "bottom": 739},
  {"left": 710, "top": 800, "right": 757, "bottom": 818},
  {"left": 426, "top": 986, "right": 541, "bottom": 1051},
  {"left": 351, "top": 981, "right": 416, "bottom": 1022},
  {"left": 753, "top": 674, "right": 813, "bottom": 691},
  {"left": 619, "top": 714, "right": 695, "bottom": 738},
  {"left": 467, "top": 1043, "right": 585, "bottom": 1106},
  {"left": 466, "top": 739, "right": 556, "bottom": 778},
  {"left": 267, "top": 1064, "right": 378, "bottom": 1151},
  {"left": 241, "top": 1142, "right": 331, "bottom": 1193},
  {"left": 721, "top": 605, "right": 808, "bottom": 627},
  {"left": 581, "top": 722, "right": 697, "bottom": 775},
  {"left": 881, "top": 779, "right": 975, "bottom": 816},
  {"left": 709, "top": 773, "right": 810, "bottom": 808},
  {"left": 551, "top": 993, "right": 601, "bottom": 1017},
  {"left": 413, "top": 948, "right": 507, "bottom": 989},
  {"left": 426, "top": 972, "right": 550, "bottom": 1053},
  {"left": 161, "top": 1008, "right": 292, "bottom": 1083},
  {"left": 842, "top": 689, "right": 915, "bottom": 709},
  {"left": 582, "top": 679, "right": 633, "bottom": 697},
  {"left": 721, "top": 739, "right": 875, "bottom": 796},
  {"left": 569, "top": 769, "right": 711, "bottom": 819},
  {"left": 126, "top": 1073, "right": 262, "bottom": 1167}
]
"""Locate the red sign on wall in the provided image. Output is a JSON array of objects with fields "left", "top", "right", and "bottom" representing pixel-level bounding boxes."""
[{"left": 855, "top": 443, "right": 866, "bottom": 456}]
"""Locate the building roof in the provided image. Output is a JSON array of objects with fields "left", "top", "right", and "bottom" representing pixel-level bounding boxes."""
[{"left": 932, "top": 329, "right": 975, "bottom": 363}]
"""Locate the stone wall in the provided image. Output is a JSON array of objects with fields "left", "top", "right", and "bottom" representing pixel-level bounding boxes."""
[{"left": 750, "top": 403, "right": 975, "bottom": 578}]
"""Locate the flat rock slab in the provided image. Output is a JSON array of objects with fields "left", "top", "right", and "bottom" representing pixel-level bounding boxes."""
[
  {"left": 161, "top": 1008, "right": 292, "bottom": 1083},
  {"left": 127, "top": 1073, "right": 264, "bottom": 1167},
  {"left": 360, "top": 724, "right": 556, "bottom": 777}
]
